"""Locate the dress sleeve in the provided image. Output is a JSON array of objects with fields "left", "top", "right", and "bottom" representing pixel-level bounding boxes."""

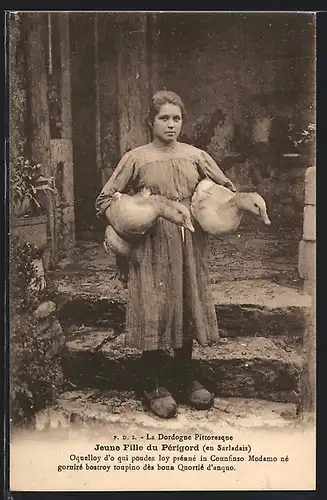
[
  {"left": 197, "top": 149, "right": 230, "bottom": 185},
  {"left": 95, "top": 151, "right": 136, "bottom": 218}
]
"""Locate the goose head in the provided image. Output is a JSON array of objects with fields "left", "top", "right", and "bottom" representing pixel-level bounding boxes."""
[
  {"left": 235, "top": 192, "right": 271, "bottom": 225},
  {"left": 155, "top": 197, "right": 195, "bottom": 232}
]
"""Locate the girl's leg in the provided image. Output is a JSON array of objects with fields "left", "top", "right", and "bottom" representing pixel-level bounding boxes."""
[
  {"left": 174, "top": 340, "right": 214, "bottom": 410},
  {"left": 174, "top": 339, "right": 194, "bottom": 384},
  {"left": 141, "top": 350, "right": 163, "bottom": 391},
  {"left": 141, "top": 349, "right": 177, "bottom": 419}
]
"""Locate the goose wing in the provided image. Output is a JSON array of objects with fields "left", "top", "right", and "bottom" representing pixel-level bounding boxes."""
[
  {"left": 191, "top": 180, "right": 235, "bottom": 213},
  {"left": 190, "top": 180, "right": 236, "bottom": 235},
  {"left": 109, "top": 192, "right": 157, "bottom": 235}
]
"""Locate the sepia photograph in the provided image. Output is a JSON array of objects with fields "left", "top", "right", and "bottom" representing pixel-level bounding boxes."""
[{"left": 7, "top": 10, "right": 316, "bottom": 492}]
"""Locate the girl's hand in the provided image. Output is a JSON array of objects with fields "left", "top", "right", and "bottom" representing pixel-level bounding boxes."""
[
  {"left": 223, "top": 178, "right": 237, "bottom": 192},
  {"left": 104, "top": 206, "right": 113, "bottom": 224}
]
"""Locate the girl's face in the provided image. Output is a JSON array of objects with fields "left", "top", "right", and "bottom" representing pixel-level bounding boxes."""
[{"left": 151, "top": 103, "right": 183, "bottom": 144}]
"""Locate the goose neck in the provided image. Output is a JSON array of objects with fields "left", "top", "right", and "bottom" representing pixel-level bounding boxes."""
[
  {"left": 155, "top": 196, "right": 173, "bottom": 216},
  {"left": 230, "top": 193, "right": 247, "bottom": 212},
  {"left": 150, "top": 195, "right": 166, "bottom": 217}
]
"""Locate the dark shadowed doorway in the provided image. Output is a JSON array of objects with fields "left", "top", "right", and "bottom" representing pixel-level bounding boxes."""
[{"left": 70, "top": 13, "right": 104, "bottom": 240}]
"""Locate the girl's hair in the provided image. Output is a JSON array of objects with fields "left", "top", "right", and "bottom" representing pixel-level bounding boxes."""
[{"left": 147, "top": 90, "right": 186, "bottom": 124}]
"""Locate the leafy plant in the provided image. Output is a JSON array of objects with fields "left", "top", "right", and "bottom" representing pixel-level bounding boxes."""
[
  {"left": 288, "top": 122, "right": 316, "bottom": 153},
  {"left": 11, "top": 156, "right": 54, "bottom": 217},
  {"left": 11, "top": 311, "right": 63, "bottom": 426},
  {"left": 10, "top": 236, "right": 46, "bottom": 313},
  {"left": 10, "top": 237, "right": 63, "bottom": 426}
]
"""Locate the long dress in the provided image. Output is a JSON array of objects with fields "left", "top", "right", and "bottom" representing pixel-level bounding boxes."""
[{"left": 95, "top": 141, "right": 230, "bottom": 351}]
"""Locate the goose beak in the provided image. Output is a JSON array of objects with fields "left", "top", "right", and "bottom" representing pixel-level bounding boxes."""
[
  {"left": 184, "top": 220, "right": 195, "bottom": 232},
  {"left": 261, "top": 210, "right": 271, "bottom": 225}
]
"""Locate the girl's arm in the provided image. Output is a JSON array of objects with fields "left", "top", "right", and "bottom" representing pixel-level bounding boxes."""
[
  {"left": 198, "top": 149, "right": 236, "bottom": 192},
  {"left": 95, "top": 151, "right": 136, "bottom": 219}
]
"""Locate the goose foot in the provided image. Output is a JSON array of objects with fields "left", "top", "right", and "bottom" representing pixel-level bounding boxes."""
[
  {"left": 113, "top": 269, "right": 128, "bottom": 288},
  {"left": 115, "top": 256, "right": 129, "bottom": 288}
]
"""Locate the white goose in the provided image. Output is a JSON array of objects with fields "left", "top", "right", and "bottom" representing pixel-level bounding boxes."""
[
  {"left": 104, "top": 187, "right": 195, "bottom": 260},
  {"left": 191, "top": 179, "right": 271, "bottom": 236}
]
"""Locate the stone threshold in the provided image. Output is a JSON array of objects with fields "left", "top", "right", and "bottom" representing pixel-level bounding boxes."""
[
  {"left": 62, "top": 328, "right": 302, "bottom": 404},
  {"left": 31, "top": 389, "right": 303, "bottom": 433}
]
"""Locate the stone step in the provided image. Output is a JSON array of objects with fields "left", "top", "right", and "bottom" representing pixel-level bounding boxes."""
[
  {"left": 34, "top": 388, "right": 299, "bottom": 432},
  {"left": 51, "top": 273, "right": 311, "bottom": 339},
  {"left": 62, "top": 326, "right": 303, "bottom": 404}
]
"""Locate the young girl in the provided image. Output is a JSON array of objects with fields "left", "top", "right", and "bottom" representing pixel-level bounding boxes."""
[{"left": 95, "top": 90, "right": 236, "bottom": 419}]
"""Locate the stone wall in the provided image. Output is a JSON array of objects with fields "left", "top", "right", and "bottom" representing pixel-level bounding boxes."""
[
  {"left": 298, "top": 167, "right": 316, "bottom": 290},
  {"left": 298, "top": 166, "right": 316, "bottom": 413}
]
